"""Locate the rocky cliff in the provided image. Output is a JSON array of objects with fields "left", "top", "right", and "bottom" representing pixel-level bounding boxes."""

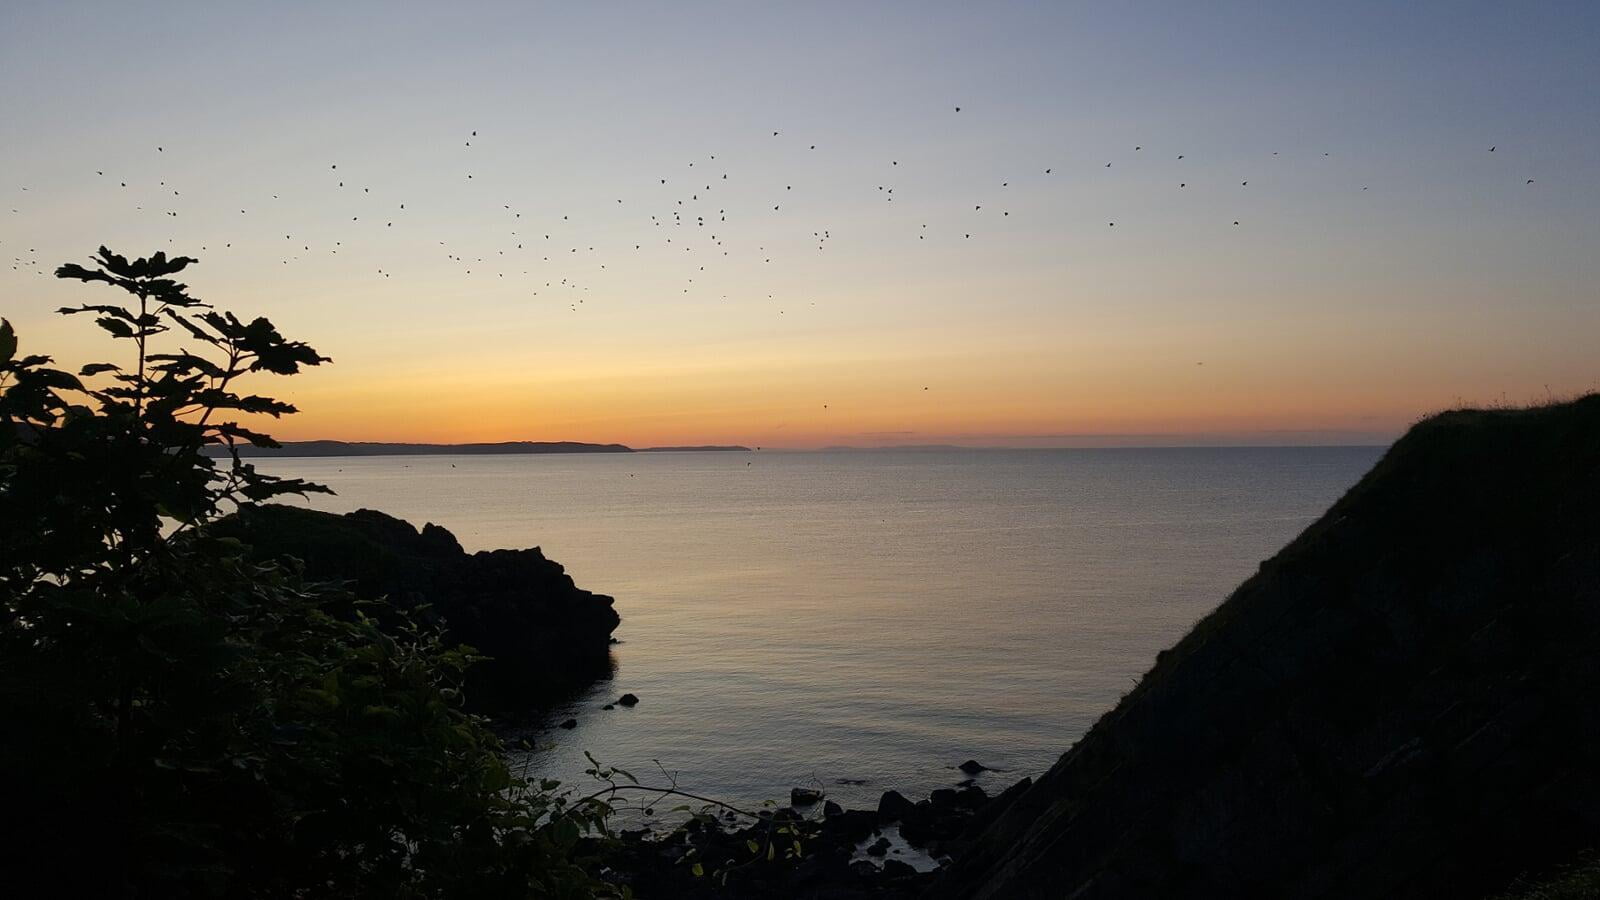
[
  {"left": 933, "top": 396, "right": 1600, "bottom": 899},
  {"left": 212, "top": 505, "right": 620, "bottom": 713}
]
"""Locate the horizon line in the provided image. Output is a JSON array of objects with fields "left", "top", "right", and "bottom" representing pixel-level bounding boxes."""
[{"left": 247, "top": 435, "right": 1396, "bottom": 455}]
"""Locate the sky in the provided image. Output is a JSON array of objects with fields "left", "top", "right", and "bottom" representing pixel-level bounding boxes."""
[{"left": 3, "top": 1, "right": 1597, "bottom": 448}]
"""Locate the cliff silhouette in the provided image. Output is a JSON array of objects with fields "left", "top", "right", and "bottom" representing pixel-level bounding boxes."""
[
  {"left": 934, "top": 395, "right": 1600, "bottom": 899},
  {"left": 211, "top": 506, "right": 620, "bottom": 714}
]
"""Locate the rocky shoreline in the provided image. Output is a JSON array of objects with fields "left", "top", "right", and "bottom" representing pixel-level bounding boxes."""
[
  {"left": 216, "top": 504, "right": 1026, "bottom": 893},
  {"left": 596, "top": 768, "right": 1035, "bottom": 898}
]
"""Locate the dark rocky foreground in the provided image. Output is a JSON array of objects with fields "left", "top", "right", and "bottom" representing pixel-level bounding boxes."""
[
  {"left": 211, "top": 505, "right": 620, "bottom": 713},
  {"left": 597, "top": 777, "right": 1034, "bottom": 898},
  {"left": 931, "top": 396, "right": 1600, "bottom": 899}
]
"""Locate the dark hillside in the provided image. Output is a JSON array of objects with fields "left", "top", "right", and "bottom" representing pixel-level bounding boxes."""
[{"left": 933, "top": 396, "right": 1600, "bottom": 899}]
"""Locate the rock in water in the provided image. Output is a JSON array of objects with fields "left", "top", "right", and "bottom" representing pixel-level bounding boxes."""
[
  {"left": 957, "top": 759, "right": 988, "bottom": 775},
  {"left": 616, "top": 692, "right": 639, "bottom": 707},
  {"left": 791, "top": 787, "right": 825, "bottom": 806},
  {"left": 558, "top": 718, "right": 577, "bottom": 730},
  {"left": 877, "top": 790, "right": 916, "bottom": 822},
  {"left": 882, "top": 858, "right": 919, "bottom": 879},
  {"left": 209, "top": 505, "right": 619, "bottom": 714},
  {"left": 932, "top": 396, "right": 1600, "bottom": 899}
]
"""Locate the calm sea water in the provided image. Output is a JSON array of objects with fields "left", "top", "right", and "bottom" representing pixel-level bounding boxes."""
[{"left": 256, "top": 447, "right": 1382, "bottom": 811}]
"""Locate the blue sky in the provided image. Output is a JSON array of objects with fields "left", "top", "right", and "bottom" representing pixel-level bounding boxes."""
[{"left": 3, "top": 1, "right": 1596, "bottom": 445}]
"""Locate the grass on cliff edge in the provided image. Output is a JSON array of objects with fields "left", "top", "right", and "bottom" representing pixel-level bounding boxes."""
[{"left": 1493, "top": 852, "right": 1600, "bottom": 900}]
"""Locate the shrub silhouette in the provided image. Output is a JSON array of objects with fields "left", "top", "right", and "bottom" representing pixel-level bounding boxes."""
[{"left": 0, "top": 249, "right": 615, "bottom": 898}]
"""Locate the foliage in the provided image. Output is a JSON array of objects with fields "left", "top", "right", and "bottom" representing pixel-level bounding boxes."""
[
  {"left": 1491, "top": 853, "right": 1600, "bottom": 900},
  {"left": 0, "top": 249, "right": 618, "bottom": 897}
]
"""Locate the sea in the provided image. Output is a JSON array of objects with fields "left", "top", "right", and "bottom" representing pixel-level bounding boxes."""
[{"left": 255, "top": 446, "right": 1384, "bottom": 814}]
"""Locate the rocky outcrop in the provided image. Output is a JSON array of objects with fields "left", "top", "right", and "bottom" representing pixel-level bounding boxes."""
[
  {"left": 598, "top": 779, "right": 1032, "bottom": 898},
  {"left": 934, "top": 396, "right": 1600, "bottom": 899},
  {"left": 212, "top": 505, "right": 620, "bottom": 713}
]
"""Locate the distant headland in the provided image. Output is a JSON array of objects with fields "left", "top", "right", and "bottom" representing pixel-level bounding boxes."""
[
  {"left": 209, "top": 440, "right": 750, "bottom": 457},
  {"left": 637, "top": 445, "right": 753, "bottom": 453}
]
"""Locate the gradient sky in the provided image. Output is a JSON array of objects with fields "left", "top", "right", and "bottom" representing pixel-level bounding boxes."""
[{"left": 3, "top": 1, "right": 1597, "bottom": 447}]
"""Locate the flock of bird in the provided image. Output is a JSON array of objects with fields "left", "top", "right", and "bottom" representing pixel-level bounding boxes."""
[{"left": 7, "top": 107, "right": 1544, "bottom": 330}]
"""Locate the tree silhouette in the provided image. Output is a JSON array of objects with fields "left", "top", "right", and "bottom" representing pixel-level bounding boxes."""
[{"left": 0, "top": 249, "right": 614, "bottom": 898}]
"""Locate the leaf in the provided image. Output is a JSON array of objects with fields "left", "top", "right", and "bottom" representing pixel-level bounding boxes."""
[
  {"left": 78, "top": 363, "right": 121, "bottom": 376},
  {"left": 215, "top": 423, "right": 281, "bottom": 449},
  {"left": 691, "top": 863, "right": 704, "bottom": 878},
  {"left": 144, "top": 250, "right": 198, "bottom": 277},
  {"left": 58, "top": 304, "right": 136, "bottom": 321},
  {"left": 0, "top": 319, "right": 15, "bottom": 363},
  {"left": 746, "top": 839, "right": 760, "bottom": 854},
  {"left": 166, "top": 309, "right": 221, "bottom": 343},
  {"left": 34, "top": 369, "right": 84, "bottom": 392},
  {"left": 95, "top": 317, "right": 135, "bottom": 338},
  {"left": 54, "top": 262, "right": 117, "bottom": 285},
  {"left": 552, "top": 817, "right": 580, "bottom": 846},
  {"left": 147, "top": 353, "right": 225, "bottom": 378},
  {"left": 93, "top": 246, "right": 131, "bottom": 275},
  {"left": 767, "top": 843, "right": 775, "bottom": 861}
]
